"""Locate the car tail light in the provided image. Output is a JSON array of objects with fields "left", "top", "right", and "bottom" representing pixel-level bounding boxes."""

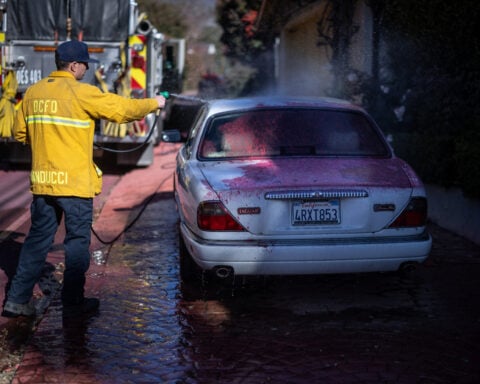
[
  {"left": 389, "top": 197, "right": 428, "bottom": 228},
  {"left": 197, "top": 201, "right": 246, "bottom": 231}
]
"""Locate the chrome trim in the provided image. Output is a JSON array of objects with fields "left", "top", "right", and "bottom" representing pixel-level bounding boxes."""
[
  {"left": 185, "top": 228, "right": 431, "bottom": 247},
  {"left": 265, "top": 189, "right": 368, "bottom": 200},
  {"left": 374, "top": 203, "right": 396, "bottom": 212}
]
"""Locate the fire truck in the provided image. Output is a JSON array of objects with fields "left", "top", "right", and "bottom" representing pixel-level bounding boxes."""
[{"left": 0, "top": 0, "right": 184, "bottom": 166}]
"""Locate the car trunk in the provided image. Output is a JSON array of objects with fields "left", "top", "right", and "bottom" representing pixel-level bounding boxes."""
[{"left": 199, "top": 157, "right": 414, "bottom": 236}]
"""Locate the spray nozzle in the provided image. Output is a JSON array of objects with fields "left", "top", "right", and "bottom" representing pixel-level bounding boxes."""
[
  {"left": 158, "top": 91, "right": 170, "bottom": 99},
  {"left": 156, "top": 92, "right": 206, "bottom": 103}
]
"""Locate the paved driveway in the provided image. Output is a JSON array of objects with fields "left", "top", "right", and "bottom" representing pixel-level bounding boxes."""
[{"left": 2, "top": 142, "right": 480, "bottom": 384}]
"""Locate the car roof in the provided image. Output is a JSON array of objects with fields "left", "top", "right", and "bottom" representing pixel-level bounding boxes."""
[{"left": 204, "top": 96, "right": 366, "bottom": 116}]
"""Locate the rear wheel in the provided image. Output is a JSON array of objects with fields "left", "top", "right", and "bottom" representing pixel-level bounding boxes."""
[
  {"left": 178, "top": 229, "right": 230, "bottom": 295},
  {"left": 179, "top": 233, "right": 201, "bottom": 283}
]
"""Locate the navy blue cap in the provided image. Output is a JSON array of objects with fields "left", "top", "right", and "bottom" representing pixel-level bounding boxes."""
[{"left": 56, "top": 40, "right": 99, "bottom": 63}]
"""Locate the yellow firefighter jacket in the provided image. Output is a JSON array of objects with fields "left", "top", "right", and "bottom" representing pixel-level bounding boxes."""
[{"left": 14, "top": 70, "right": 159, "bottom": 197}]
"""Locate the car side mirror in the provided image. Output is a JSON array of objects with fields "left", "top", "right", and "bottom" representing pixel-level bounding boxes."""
[{"left": 161, "top": 129, "right": 183, "bottom": 143}]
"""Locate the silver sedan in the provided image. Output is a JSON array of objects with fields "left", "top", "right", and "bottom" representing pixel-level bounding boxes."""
[{"left": 162, "top": 97, "right": 432, "bottom": 282}]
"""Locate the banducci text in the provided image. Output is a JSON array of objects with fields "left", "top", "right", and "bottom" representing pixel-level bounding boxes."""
[{"left": 31, "top": 170, "right": 68, "bottom": 185}]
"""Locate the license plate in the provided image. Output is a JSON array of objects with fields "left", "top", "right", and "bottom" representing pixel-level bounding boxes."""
[{"left": 292, "top": 200, "right": 340, "bottom": 225}]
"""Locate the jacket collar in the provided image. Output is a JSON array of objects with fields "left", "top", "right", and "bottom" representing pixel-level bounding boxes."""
[{"left": 49, "top": 70, "right": 76, "bottom": 79}]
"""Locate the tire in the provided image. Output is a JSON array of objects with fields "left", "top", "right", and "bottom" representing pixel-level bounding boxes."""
[{"left": 178, "top": 233, "right": 201, "bottom": 284}]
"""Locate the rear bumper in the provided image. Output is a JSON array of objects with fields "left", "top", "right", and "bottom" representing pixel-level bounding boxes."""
[{"left": 181, "top": 225, "right": 432, "bottom": 275}]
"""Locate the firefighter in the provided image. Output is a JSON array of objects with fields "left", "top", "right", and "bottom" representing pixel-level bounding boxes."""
[{"left": 2, "top": 40, "right": 166, "bottom": 318}]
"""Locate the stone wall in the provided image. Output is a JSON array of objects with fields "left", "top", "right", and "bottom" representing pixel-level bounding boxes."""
[{"left": 426, "top": 184, "right": 480, "bottom": 245}]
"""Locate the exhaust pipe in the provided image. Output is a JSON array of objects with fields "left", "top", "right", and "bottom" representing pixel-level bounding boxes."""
[
  {"left": 399, "top": 261, "right": 417, "bottom": 273},
  {"left": 213, "top": 266, "right": 233, "bottom": 279}
]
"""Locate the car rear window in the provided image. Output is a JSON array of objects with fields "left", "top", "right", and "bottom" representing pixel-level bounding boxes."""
[{"left": 198, "top": 108, "right": 390, "bottom": 159}]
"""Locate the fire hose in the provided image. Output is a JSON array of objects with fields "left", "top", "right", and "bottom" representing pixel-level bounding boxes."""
[
  {"left": 95, "top": 42, "right": 145, "bottom": 139},
  {"left": 90, "top": 93, "right": 172, "bottom": 248},
  {"left": 0, "top": 71, "right": 19, "bottom": 138},
  {"left": 91, "top": 91, "right": 208, "bottom": 247},
  {"left": 93, "top": 91, "right": 170, "bottom": 153}
]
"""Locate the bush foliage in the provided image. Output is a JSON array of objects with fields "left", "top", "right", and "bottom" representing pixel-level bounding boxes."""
[
  {"left": 375, "top": 0, "right": 480, "bottom": 198},
  {"left": 216, "top": 0, "right": 480, "bottom": 197}
]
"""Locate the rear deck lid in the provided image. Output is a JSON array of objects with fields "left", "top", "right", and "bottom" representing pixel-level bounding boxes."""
[{"left": 199, "top": 157, "right": 415, "bottom": 235}]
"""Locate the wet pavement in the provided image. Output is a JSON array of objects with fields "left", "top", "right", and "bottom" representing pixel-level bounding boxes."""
[{"left": 1, "top": 142, "right": 480, "bottom": 383}]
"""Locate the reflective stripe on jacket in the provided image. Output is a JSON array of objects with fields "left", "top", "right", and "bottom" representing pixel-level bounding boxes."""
[{"left": 14, "top": 71, "right": 159, "bottom": 197}]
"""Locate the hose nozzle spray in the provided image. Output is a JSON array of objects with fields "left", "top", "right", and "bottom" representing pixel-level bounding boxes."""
[{"left": 157, "top": 91, "right": 206, "bottom": 103}]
